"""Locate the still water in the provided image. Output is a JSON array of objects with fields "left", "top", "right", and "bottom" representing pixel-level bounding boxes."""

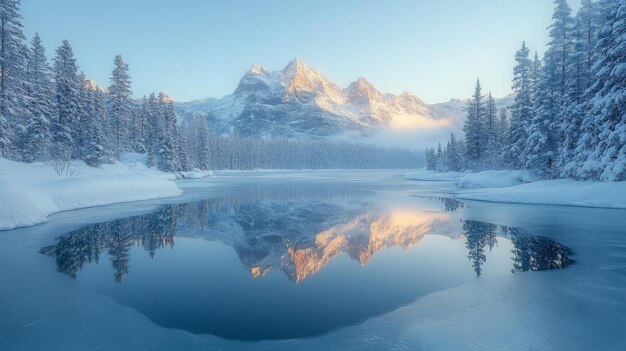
[{"left": 39, "top": 182, "right": 573, "bottom": 341}]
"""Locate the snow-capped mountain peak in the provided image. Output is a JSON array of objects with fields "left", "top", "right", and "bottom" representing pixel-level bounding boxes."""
[{"left": 177, "top": 59, "right": 512, "bottom": 139}]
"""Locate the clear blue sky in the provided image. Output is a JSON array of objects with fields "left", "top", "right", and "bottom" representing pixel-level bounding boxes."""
[{"left": 21, "top": 0, "right": 580, "bottom": 103}]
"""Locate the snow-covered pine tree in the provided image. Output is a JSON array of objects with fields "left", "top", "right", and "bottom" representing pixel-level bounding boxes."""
[
  {"left": 144, "top": 93, "right": 160, "bottom": 168},
  {"left": 581, "top": 0, "right": 626, "bottom": 181},
  {"left": 484, "top": 92, "right": 499, "bottom": 167},
  {"left": 81, "top": 80, "right": 108, "bottom": 166},
  {"left": 0, "top": 111, "right": 9, "bottom": 157},
  {"left": 0, "top": 0, "right": 29, "bottom": 159},
  {"left": 497, "top": 108, "right": 509, "bottom": 149},
  {"left": 446, "top": 133, "right": 463, "bottom": 171},
  {"left": 560, "top": 0, "right": 601, "bottom": 177},
  {"left": 506, "top": 42, "right": 533, "bottom": 169},
  {"left": 530, "top": 51, "right": 542, "bottom": 100},
  {"left": 156, "top": 93, "right": 181, "bottom": 172},
  {"left": 23, "top": 33, "right": 53, "bottom": 162},
  {"left": 463, "top": 79, "right": 485, "bottom": 168},
  {"left": 108, "top": 55, "right": 133, "bottom": 158},
  {"left": 131, "top": 99, "right": 147, "bottom": 154},
  {"left": 52, "top": 40, "right": 81, "bottom": 160},
  {"left": 524, "top": 0, "right": 573, "bottom": 178}
]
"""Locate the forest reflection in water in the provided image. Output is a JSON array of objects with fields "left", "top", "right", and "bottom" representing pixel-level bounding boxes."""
[{"left": 40, "top": 195, "right": 574, "bottom": 283}]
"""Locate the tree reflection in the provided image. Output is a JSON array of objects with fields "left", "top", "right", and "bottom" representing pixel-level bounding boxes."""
[
  {"left": 40, "top": 196, "right": 575, "bottom": 283},
  {"left": 463, "top": 220, "right": 498, "bottom": 277},
  {"left": 40, "top": 205, "right": 179, "bottom": 282},
  {"left": 462, "top": 221, "right": 575, "bottom": 277},
  {"left": 440, "top": 198, "right": 466, "bottom": 212}
]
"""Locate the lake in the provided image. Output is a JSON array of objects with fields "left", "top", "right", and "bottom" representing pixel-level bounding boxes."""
[{"left": 1, "top": 170, "right": 624, "bottom": 350}]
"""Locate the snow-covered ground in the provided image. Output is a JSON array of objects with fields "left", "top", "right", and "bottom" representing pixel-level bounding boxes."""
[
  {"left": 406, "top": 169, "right": 626, "bottom": 209},
  {"left": 0, "top": 155, "right": 182, "bottom": 231}
]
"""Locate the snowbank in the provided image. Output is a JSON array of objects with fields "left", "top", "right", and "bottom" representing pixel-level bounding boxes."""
[
  {"left": 406, "top": 169, "right": 626, "bottom": 209},
  {"left": 405, "top": 170, "right": 465, "bottom": 181},
  {"left": 0, "top": 157, "right": 182, "bottom": 231},
  {"left": 456, "top": 170, "right": 537, "bottom": 189},
  {"left": 457, "top": 179, "right": 626, "bottom": 209},
  {"left": 180, "top": 170, "right": 214, "bottom": 179}
]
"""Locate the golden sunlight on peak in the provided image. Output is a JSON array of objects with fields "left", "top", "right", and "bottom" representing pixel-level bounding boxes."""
[{"left": 284, "top": 210, "right": 449, "bottom": 283}]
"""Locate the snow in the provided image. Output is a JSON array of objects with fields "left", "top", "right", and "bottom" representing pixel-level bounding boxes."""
[
  {"left": 180, "top": 170, "right": 214, "bottom": 179},
  {"left": 0, "top": 156, "right": 182, "bottom": 231},
  {"left": 407, "top": 169, "right": 626, "bottom": 209},
  {"left": 1, "top": 170, "right": 625, "bottom": 350},
  {"left": 456, "top": 170, "right": 538, "bottom": 189},
  {"left": 457, "top": 179, "right": 626, "bottom": 209}
]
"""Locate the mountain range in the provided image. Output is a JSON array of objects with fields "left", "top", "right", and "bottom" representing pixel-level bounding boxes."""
[{"left": 176, "top": 58, "right": 514, "bottom": 144}]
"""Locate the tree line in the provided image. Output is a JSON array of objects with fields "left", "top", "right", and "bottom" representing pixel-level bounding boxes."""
[
  {"left": 426, "top": 0, "right": 626, "bottom": 181},
  {"left": 0, "top": 0, "right": 419, "bottom": 173}
]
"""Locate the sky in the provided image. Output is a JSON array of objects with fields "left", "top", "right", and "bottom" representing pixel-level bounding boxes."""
[{"left": 21, "top": 0, "right": 580, "bottom": 104}]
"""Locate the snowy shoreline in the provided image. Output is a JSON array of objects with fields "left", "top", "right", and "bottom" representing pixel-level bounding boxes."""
[
  {"left": 0, "top": 157, "right": 183, "bottom": 231},
  {"left": 406, "top": 169, "right": 626, "bottom": 209}
]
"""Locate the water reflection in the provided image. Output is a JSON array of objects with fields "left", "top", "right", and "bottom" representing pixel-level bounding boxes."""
[
  {"left": 38, "top": 193, "right": 576, "bottom": 340},
  {"left": 41, "top": 197, "right": 573, "bottom": 283}
]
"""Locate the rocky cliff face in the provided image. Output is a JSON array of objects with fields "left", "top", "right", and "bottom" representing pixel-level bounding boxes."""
[{"left": 177, "top": 59, "right": 470, "bottom": 138}]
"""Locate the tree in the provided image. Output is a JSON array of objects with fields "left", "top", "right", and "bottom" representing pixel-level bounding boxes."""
[
  {"left": 22, "top": 33, "right": 53, "bottom": 162},
  {"left": 53, "top": 40, "right": 81, "bottom": 160},
  {"left": 0, "top": 0, "right": 28, "bottom": 158},
  {"left": 582, "top": 0, "right": 626, "bottom": 181},
  {"left": 81, "top": 81, "right": 109, "bottom": 166},
  {"left": 497, "top": 108, "right": 509, "bottom": 148},
  {"left": 108, "top": 55, "right": 133, "bottom": 157},
  {"left": 524, "top": 0, "right": 573, "bottom": 178},
  {"left": 156, "top": 93, "right": 181, "bottom": 172},
  {"left": 0, "top": 111, "right": 9, "bottom": 157},
  {"left": 560, "top": 0, "right": 601, "bottom": 177},
  {"left": 463, "top": 79, "right": 485, "bottom": 167},
  {"left": 506, "top": 42, "right": 533, "bottom": 169},
  {"left": 484, "top": 92, "right": 499, "bottom": 166},
  {"left": 447, "top": 133, "right": 463, "bottom": 171}
]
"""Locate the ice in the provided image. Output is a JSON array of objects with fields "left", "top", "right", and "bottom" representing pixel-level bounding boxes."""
[
  {"left": 1, "top": 170, "right": 626, "bottom": 350},
  {"left": 0, "top": 156, "right": 182, "bottom": 231},
  {"left": 405, "top": 169, "right": 466, "bottom": 181},
  {"left": 406, "top": 170, "right": 626, "bottom": 209},
  {"left": 457, "top": 179, "right": 626, "bottom": 209}
]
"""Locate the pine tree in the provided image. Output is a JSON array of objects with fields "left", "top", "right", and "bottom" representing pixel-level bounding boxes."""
[
  {"left": 108, "top": 55, "right": 133, "bottom": 158},
  {"left": 484, "top": 92, "right": 499, "bottom": 166},
  {"left": 132, "top": 100, "right": 147, "bottom": 154},
  {"left": 156, "top": 93, "right": 181, "bottom": 172},
  {"left": 530, "top": 51, "right": 542, "bottom": 99},
  {"left": 506, "top": 42, "right": 533, "bottom": 169},
  {"left": 447, "top": 133, "right": 463, "bottom": 171},
  {"left": 524, "top": 0, "right": 573, "bottom": 178},
  {"left": 573, "top": 0, "right": 614, "bottom": 179},
  {"left": 560, "top": 0, "right": 601, "bottom": 177},
  {"left": 463, "top": 79, "right": 485, "bottom": 167},
  {"left": 583, "top": 0, "right": 626, "bottom": 181},
  {"left": 52, "top": 40, "right": 81, "bottom": 160},
  {"left": 23, "top": 33, "right": 53, "bottom": 162},
  {"left": 498, "top": 108, "right": 509, "bottom": 149},
  {"left": 0, "top": 0, "right": 29, "bottom": 159},
  {"left": 0, "top": 111, "right": 9, "bottom": 157},
  {"left": 144, "top": 93, "right": 160, "bottom": 168},
  {"left": 81, "top": 81, "right": 108, "bottom": 166}
]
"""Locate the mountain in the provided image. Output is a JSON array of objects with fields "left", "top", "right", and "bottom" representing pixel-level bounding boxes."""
[
  {"left": 177, "top": 59, "right": 474, "bottom": 138},
  {"left": 176, "top": 59, "right": 514, "bottom": 145}
]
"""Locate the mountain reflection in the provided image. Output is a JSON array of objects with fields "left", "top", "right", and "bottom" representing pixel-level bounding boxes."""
[{"left": 40, "top": 197, "right": 574, "bottom": 282}]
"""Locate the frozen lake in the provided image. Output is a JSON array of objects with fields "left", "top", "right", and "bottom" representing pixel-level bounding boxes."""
[{"left": 1, "top": 170, "right": 625, "bottom": 350}]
